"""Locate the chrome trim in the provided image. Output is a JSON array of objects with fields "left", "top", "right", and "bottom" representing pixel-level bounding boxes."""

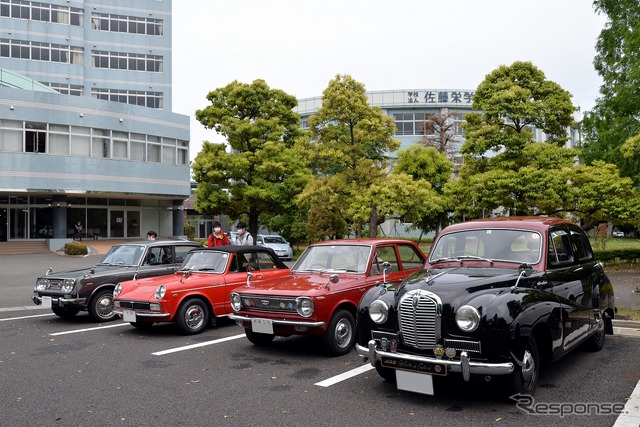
[
  {"left": 228, "top": 313, "right": 326, "bottom": 328},
  {"left": 33, "top": 295, "right": 86, "bottom": 305},
  {"left": 112, "top": 308, "right": 171, "bottom": 318},
  {"left": 355, "top": 340, "right": 514, "bottom": 380}
]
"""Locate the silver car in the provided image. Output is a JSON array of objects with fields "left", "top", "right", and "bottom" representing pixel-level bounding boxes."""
[{"left": 256, "top": 234, "right": 293, "bottom": 260}]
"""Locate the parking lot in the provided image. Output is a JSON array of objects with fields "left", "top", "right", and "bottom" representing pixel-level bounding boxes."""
[{"left": 1, "top": 252, "right": 639, "bottom": 426}]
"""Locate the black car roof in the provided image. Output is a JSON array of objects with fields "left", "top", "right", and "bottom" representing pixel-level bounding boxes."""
[{"left": 187, "top": 245, "right": 288, "bottom": 269}]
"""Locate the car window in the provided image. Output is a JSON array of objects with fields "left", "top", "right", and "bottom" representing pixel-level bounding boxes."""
[
  {"left": 569, "top": 229, "right": 593, "bottom": 262},
  {"left": 175, "top": 245, "right": 197, "bottom": 264},
  {"left": 293, "top": 245, "right": 372, "bottom": 273},
  {"left": 182, "top": 251, "right": 228, "bottom": 273},
  {"left": 548, "top": 229, "right": 574, "bottom": 266},
  {"left": 398, "top": 244, "right": 425, "bottom": 270},
  {"left": 373, "top": 246, "right": 399, "bottom": 274},
  {"left": 264, "top": 236, "right": 286, "bottom": 244},
  {"left": 143, "top": 247, "right": 164, "bottom": 265},
  {"left": 255, "top": 251, "right": 279, "bottom": 270},
  {"left": 101, "top": 245, "right": 143, "bottom": 265}
]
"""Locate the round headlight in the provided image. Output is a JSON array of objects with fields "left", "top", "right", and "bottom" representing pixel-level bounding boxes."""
[
  {"left": 154, "top": 285, "right": 166, "bottom": 301},
  {"left": 230, "top": 293, "right": 241, "bottom": 312},
  {"left": 296, "top": 297, "right": 314, "bottom": 317},
  {"left": 456, "top": 305, "right": 480, "bottom": 332},
  {"left": 113, "top": 283, "right": 122, "bottom": 298},
  {"left": 369, "top": 300, "right": 389, "bottom": 324}
]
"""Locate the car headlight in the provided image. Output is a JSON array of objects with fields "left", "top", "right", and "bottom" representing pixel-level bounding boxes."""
[
  {"left": 456, "top": 305, "right": 480, "bottom": 332},
  {"left": 61, "top": 279, "right": 76, "bottom": 293},
  {"left": 154, "top": 285, "right": 166, "bottom": 301},
  {"left": 230, "top": 293, "right": 241, "bottom": 312},
  {"left": 113, "top": 283, "right": 122, "bottom": 298},
  {"left": 35, "top": 278, "right": 48, "bottom": 291},
  {"left": 369, "top": 300, "right": 389, "bottom": 324},
  {"left": 296, "top": 297, "right": 314, "bottom": 317}
]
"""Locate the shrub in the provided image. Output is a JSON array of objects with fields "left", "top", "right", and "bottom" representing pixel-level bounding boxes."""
[{"left": 64, "top": 242, "right": 88, "bottom": 255}]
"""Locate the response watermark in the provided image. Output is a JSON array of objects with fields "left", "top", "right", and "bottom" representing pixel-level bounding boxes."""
[{"left": 511, "top": 394, "right": 627, "bottom": 418}]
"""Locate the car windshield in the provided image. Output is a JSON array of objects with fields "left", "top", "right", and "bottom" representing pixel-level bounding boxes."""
[
  {"left": 292, "top": 244, "right": 371, "bottom": 273},
  {"left": 430, "top": 229, "right": 542, "bottom": 265},
  {"left": 100, "top": 245, "right": 144, "bottom": 266},
  {"left": 263, "top": 236, "right": 286, "bottom": 244},
  {"left": 180, "top": 251, "right": 229, "bottom": 273}
]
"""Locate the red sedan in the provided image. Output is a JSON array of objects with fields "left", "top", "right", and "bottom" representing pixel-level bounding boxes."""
[
  {"left": 229, "top": 239, "right": 427, "bottom": 356},
  {"left": 112, "top": 246, "right": 290, "bottom": 335}
]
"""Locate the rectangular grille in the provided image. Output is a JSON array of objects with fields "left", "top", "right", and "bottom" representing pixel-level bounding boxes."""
[
  {"left": 241, "top": 296, "right": 297, "bottom": 313},
  {"left": 398, "top": 291, "right": 439, "bottom": 349},
  {"left": 118, "top": 301, "right": 151, "bottom": 310},
  {"left": 444, "top": 339, "right": 481, "bottom": 354},
  {"left": 46, "top": 280, "right": 63, "bottom": 290}
]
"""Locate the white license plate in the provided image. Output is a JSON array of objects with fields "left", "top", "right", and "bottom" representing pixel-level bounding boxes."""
[
  {"left": 251, "top": 318, "right": 274, "bottom": 334},
  {"left": 42, "top": 296, "right": 52, "bottom": 308},
  {"left": 396, "top": 370, "right": 435, "bottom": 395},
  {"left": 122, "top": 310, "right": 137, "bottom": 322}
]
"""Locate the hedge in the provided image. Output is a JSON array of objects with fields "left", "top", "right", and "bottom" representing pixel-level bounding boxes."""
[
  {"left": 593, "top": 249, "right": 640, "bottom": 264},
  {"left": 64, "top": 242, "right": 88, "bottom": 256}
]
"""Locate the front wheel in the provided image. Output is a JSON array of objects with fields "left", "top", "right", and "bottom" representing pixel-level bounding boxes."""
[
  {"left": 507, "top": 335, "right": 540, "bottom": 396},
  {"left": 88, "top": 289, "right": 116, "bottom": 322},
  {"left": 52, "top": 307, "right": 80, "bottom": 319},
  {"left": 323, "top": 309, "right": 356, "bottom": 356},
  {"left": 245, "top": 328, "right": 275, "bottom": 346},
  {"left": 176, "top": 298, "right": 210, "bottom": 335}
]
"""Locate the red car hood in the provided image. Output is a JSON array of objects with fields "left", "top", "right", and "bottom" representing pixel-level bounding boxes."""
[
  {"left": 116, "top": 272, "right": 217, "bottom": 301},
  {"left": 236, "top": 272, "right": 364, "bottom": 296}
]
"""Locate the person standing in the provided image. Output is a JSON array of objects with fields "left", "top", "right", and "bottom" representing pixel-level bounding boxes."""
[
  {"left": 207, "top": 221, "right": 229, "bottom": 247},
  {"left": 146, "top": 230, "right": 157, "bottom": 240},
  {"left": 235, "top": 222, "right": 254, "bottom": 246},
  {"left": 74, "top": 220, "right": 83, "bottom": 241}
]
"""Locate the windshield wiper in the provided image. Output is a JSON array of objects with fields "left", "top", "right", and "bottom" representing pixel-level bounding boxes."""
[{"left": 431, "top": 255, "right": 493, "bottom": 265}]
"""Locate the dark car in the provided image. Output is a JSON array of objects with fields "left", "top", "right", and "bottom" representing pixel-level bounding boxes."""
[
  {"left": 229, "top": 239, "right": 427, "bottom": 356},
  {"left": 32, "top": 240, "right": 203, "bottom": 322},
  {"left": 355, "top": 217, "right": 615, "bottom": 396},
  {"left": 112, "top": 246, "right": 290, "bottom": 335}
]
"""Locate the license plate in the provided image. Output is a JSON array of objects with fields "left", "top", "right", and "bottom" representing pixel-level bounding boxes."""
[
  {"left": 42, "top": 296, "right": 52, "bottom": 308},
  {"left": 381, "top": 356, "right": 447, "bottom": 376},
  {"left": 251, "top": 318, "right": 274, "bottom": 334},
  {"left": 122, "top": 310, "right": 136, "bottom": 322},
  {"left": 396, "top": 370, "right": 435, "bottom": 395}
]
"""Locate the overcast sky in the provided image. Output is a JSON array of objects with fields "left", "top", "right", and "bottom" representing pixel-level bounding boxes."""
[{"left": 171, "top": 0, "right": 608, "bottom": 160}]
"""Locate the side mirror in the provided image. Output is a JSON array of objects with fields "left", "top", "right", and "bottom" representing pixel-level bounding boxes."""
[{"left": 382, "top": 261, "right": 391, "bottom": 283}]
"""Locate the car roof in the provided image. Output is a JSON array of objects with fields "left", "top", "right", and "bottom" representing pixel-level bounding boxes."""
[
  {"left": 309, "top": 238, "right": 418, "bottom": 246},
  {"left": 441, "top": 216, "right": 574, "bottom": 234},
  {"left": 116, "top": 239, "right": 202, "bottom": 247}
]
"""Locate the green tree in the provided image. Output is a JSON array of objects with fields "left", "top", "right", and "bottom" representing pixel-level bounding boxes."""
[
  {"left": 580, "top": 0, "right": 640, "bottom": 185},
  {"left": 392, "top": 145, "right": 453, "bottom": 235},
  {"left": 448, "top": 61, "right": 576, "bottom": 218},
  {"left": 192, "top": 80, "right": 312, "bottom": 239},
  {"left": 299, "top": 75, "right": 400, "bottom": 238}
]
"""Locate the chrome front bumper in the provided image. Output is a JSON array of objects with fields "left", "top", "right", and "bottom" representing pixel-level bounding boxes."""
[
  {"left": 32, "top": 294, "right": 86, "bottom": 306},
  {"left": 355, "top": 340, "right": 514, "bottom": 382},
  {"left": 228, "top": 313, "right": 326, "bottom": 328},
  {"left": 112, "top": 308, "right": 171, "bottom": 318}
]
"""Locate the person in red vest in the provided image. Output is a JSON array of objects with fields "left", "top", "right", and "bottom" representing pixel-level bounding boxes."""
[{"left": 207, "top": 221, "right": 230, "bottom": 247}]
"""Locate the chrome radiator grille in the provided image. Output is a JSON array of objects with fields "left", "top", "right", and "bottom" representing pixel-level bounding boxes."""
[
  {"left": 241, "top": 295, "right": 297, "bottom": 313},
  {"left": 398, "top": 289, "right": 441, "bottom": 349}
]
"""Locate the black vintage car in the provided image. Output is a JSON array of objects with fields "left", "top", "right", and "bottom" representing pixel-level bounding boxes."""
[
  {"left": 32, "top": 240, "right": 203, "bottom": 322},
  {"left": 355, "top": 217, "right": 615, "bottom": 396}
]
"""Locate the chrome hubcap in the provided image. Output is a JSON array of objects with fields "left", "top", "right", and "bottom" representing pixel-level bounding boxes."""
[
  {"left": 97, "top": 295, "right": 114, "bottom": 319},
  {"left": 335, "top": 318, "right": 352, "bottom": 348},
  {"left": 521, "top": 348, "right": 535, "bottom": 384},
  {"left": 185, "top": 305, "right": 204, "bottom": 329}
]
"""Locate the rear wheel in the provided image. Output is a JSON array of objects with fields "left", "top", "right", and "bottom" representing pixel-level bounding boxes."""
[
  {"left": 52, "top": 307, "right": 80, "bottom": 319},
  {"left": 88, "top": 289, "right": 116, "bottom": 322},
  {"left": 176, "top": 298, "right": 209, "bottom": 335},
  {"left": 245, "top": 328, "right": 275, "bottom": 346},
  {"left": 584, "top": 310, "right": 606, "bottom": 352},
  {"left": 507, "top": 335, "right": 539, "bottom": 396},
  {"left": 323, "top": 309, "right": 356, "bottom": 356}
]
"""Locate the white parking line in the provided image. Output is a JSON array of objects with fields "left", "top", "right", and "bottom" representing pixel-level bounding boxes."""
[
  {"left": 49, "top": 323, "right": 129, "bottom": 336},
  {"left": 614, "top": 378, "right": 640, "bottom": 427},
  {"left": 152, "top": 333, "right": 245, "bottom": 356},
  {"left": 315, "top": 364, "right": 374, "bottom": 387},
  {"left": 0, "top": 313, "right": 55, "bottom": 322}
]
